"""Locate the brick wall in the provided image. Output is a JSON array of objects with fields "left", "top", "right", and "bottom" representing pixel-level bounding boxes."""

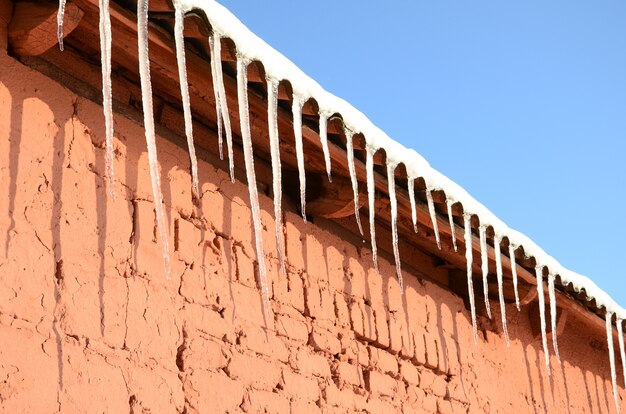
[{"left": 0, "top": 51, "right": 623, "bottom": 413}]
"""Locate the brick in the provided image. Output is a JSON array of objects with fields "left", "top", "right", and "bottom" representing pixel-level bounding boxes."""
[
  {"left": 451, "top": 400, "right": 468, "bottom": 414},
  {"left": 412, "top": 333, "right": 427, "bottom": 366},
  {"left": 233, "top": 244, "right": 257, "bottom": 289},
  {"left": 239, "top": 324, "right": 289, "bottom": 362},
  {"left": 175, "top": 216, "right": 200, "bottom": 264},
  {"left": 183, "top": 303, "right": 235, "bottom": 343},
  {"left": 370, "top": 347, "right": 398, "bottom": 375},
  {"left": 244, "top": 390, "right": 290, "bottom": 414},
  {"left": 273, "top": 267, "right": 305, "bottom": 313},
  {"left": 365, "top": 370, "right": 398, "bottom": 397},
  {"left": 400, "top": 360, "right": 420, "bottom": 385},
  {"left": 341, "top": 338, "right": 369, "bottom": 367},
  {"left": 432, "top": 374, "right": 448, "bottom": 398},
  {"left": 183, "top": 370, "right": 244, "bottom": 414},
  {"left": 324, "top": 384, "right": 367, "bottom": 411},
  {"left": 437, "top": 399, "right": 453, "bottom": 414},
  {"left": 305, "top": 281, "right": 335, "bottom": 322},
  {"left": 362, "top": 302, "right": 376, "bottom": 342},
  {"left": 349, "top": 301, "right": 364, "bottom": 337},
  {"left": 295, "top": 349, "right": 331, "bottom": 378},
  {"left": 334, "top": 293, "right": 350, "bottom": 329},
  {"left": 182, "top": 336, "right": 229, "bottom": 371},
  {"left": 366, "top": 398, "right": 398, "bottom": 414},
  {"left": 227, "top": 352, "right": 282, "bottom": 390},
  {"left": 335, "top": 361, "right": 365, "bottom": 388},
  {"left": 224, "top": 283, "right": 275, "bottom": 331},
  {"left": 373, "top": 307, "right": 390, "bottom": 348},
  {"left": 282, "top": 369, "right": 320, "bottom": 401},
  {"left": 425, "top": 335, "right": 439, "bottom": 370},
  {"left": 406, "top": 384, "right": 427, "bottom": 404},
  {"left": 276, "top": 313, "right": 309, "bottom": 343},
  {"left": 291, "top": 399, "right": 322, "bottom": 414},
  {"left": 309, "top": 322, "right": 341, "bottom": 355},
  {"left": 422, "top": 394, "right": 438, "bottom": 413}
]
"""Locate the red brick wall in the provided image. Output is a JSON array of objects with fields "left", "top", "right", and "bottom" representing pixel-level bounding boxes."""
[{"left": 0, "top": 52, "right": 624, "bottom": 413}]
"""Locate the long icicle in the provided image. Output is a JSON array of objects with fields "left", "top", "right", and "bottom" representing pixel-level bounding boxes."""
[
  {"left": 606, "top": 312, "right": 621, "bottom": 413},
  {"left": 98, "top": 0, "right": 115, "bottom": 199},
  {"left": 366, "top": 147, "right": 378, "bottom": 272},
  {"left": 446, "top": 199, "right": 457, "bottom": 251},
  {"left": 494, "top": 234, "right": 509, "bottom": 347},
  {"left": 387, "top": 162, "right": 403, "bottom": 291},
  {"left": 57, "top": 0, "right": 67, "bottom": 51},
  {"left": 345, "top": 129, "right": 363, "bottom": 235},
  {"left": 479, "top": 226, "right": 492, "bottom": 319},
  {"left": 208, "top": 34, "right": 224, "bottom": 160},
  {"left": 464, "top": 214, "right": 478, "bottom": 345},
  {"left": 137, "top": 0, "right": 171, "bottom": 279},
  {"left": 536, "top": 265, "right": 551, "bottom": 375},
  {"left": 292, "top": 96, "right": 307, "bottom": 221},
  {"left": 408, "top": 178, "right": 418, "bottom": 233},
  {"left": 425, "top": 188, "right": 441, "bottom": 249},
  {"left": 237, "top": 57, "right": 270, "bottom": 320},
  {"left": 210, "top": 33, "right": 235, "bottom": 182},
  {"left": 509, "top": 244, "right": 521, "bottom": 311},
  {"left": 174, "top": 5, "right": 199, "bottom": 199},
  {"left": 548, "top": 274, "right": 561, "bottom": 363},
  {"left": 617, "top": 318, "right": 626, "bottom": 388},
  {"left": 318, "top": 113, "right": 332, "bottom": 182},
  {"left": 267, "top": 78, "right": 285, "bottom": 276}
]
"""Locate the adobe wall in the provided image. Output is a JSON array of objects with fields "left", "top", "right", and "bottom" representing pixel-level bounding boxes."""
[{"left": 0, "top": 50, "right": 623, "bottom": 414}]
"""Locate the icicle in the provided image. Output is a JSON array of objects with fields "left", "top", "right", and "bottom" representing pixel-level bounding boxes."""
[
  {"left": 606, "top": 312, "right": 621, "bottom": 413},
  {"left": 536, "top": 265, "right": 551, "bottom": 375},
  {"left": 98, "top": 0, "right": 115, "bottom": 199},
  {"left": 57, "top": 0, "right": 67, "bottom": 51},
  {"left": 494, "top": 234, "right": 509, "bottom": 347},
  {"left": 208, "top": 35, "right": 224, "bottom": 161},
  {"left": 345, "top": 129, "right": 363, "bottom": 235},
  {"left": 137, "top": 0, "right": 171, "bottom": 279},
  {"left": 464, "top": 214, "right": 478, "bottom": 345},
  {"left": 237, "top": 57, "right": 270, "bottom": 320},
  {"left": 446, "top": 199, "right": 457, "bottom": 251},
  {"left": 509, "top": 244, "right": 521, "bottom": 311},
  {"left": 174, "top": 5, "right": 200, "bottom": 199},
  {"left": 318, "top": 113, "right": 332, "bottom": 182},
  {"left": 425, "top": 188, "right": 441, "bottom": 249},
  {"left": 210, "top": 33, "right": 235, "bottom": 182},
  {"left": 548, "top": 274, "right": 561, "bottom": 363},
  {"left": 407, "top": 178, "right": 418, "bottom": 233},
  {"left": 267, "top": 78, "right": 285, "bottom": 276},
  {"left": 617, "top": 318, "right": 626, "bottom": 388},
  {"left": 366, "top": 147, "right": 378, "bottom": 271},
  {"left": 292, "top": 96, "right": 307, "bottom": 221},
  {"left": 479, "top": 226, "right": 492, "bottom": 319},
  {"left": 387, "top": 162, "right": 403, "bottom": 291}
]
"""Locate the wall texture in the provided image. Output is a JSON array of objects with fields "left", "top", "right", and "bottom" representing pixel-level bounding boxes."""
[{"left": 0, "top": 50, "right": 624, "bottom": 414}]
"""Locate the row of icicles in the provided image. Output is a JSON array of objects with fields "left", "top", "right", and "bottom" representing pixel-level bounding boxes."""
[{"left": 56, "top": 1, "right": 624, "bottom": 410}]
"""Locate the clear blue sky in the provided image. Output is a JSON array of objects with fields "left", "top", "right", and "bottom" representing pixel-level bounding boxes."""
[{"left": 218, "top": 1, "right": 626, "bottom": 307}]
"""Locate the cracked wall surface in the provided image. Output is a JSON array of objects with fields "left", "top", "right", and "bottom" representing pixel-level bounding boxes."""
[{"left": 0, "top": 51, "right": 624, "bottom": 414}]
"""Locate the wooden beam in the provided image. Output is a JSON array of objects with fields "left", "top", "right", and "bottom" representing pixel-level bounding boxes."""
[
  {"left": 8, "top": 1, "right": 83, "bottom": 56},
  {"left": 0, "top": 0, "right": 12, "bottom": 51}
]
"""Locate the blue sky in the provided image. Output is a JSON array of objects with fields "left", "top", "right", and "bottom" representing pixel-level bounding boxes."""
[{"left": 218, "top": 1, "right": 626, "bottom": 307}]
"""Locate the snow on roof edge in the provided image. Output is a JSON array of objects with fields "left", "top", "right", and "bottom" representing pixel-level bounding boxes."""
[{"left": 175, "top": 0, "right": 625, "bottom": 320}]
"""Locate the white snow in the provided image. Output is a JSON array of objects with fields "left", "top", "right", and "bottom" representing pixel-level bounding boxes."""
[
  {"left": 345, "top": 129, "right": 364, "bottom": 236},
  {"left": 446, "top": 199, "right": 457, "bottom": 252},
  {"left": 494, "top": 234, "right": 509, "bottom": 347},
  {"left": 407, "top": 179, "right": 418, "bottom": 233},
  {"left": 237, "top": 58, "right": 271, "bottom": 320},
  {"left": 425, "top": 189, "right": 441, "bottom": 250},
  {"left": 387, "top": 162, "right": 403, "bottom": 290},
  {"left": 464, "top": 214, "right": 478, "bottom": 345},
  {"left": 509, "top": 244, "right": 521, "bottom": 311},
  {"left": 479, "top": 226, "right": 492, "bottom": 319},
  {"left": 548, "top": 274, "right": 561, "bottom": 363},
  {"left": 98, "top": 0, "right": 115, "bottom": 199},
  {"left": 292, "top": 96, "right": 307, "bottom": 221},
  {"left": 267, "top": 79, "right": 286, "bottom": 276},
  {"left": 366, "top": 147, "right": 378, "bottom": 271},
  {"left": 606, "top": 312, "right": 621, "bottom": 413},
  {"left": 57, "top": 0, "right": 67, "bottom": 51},
  {"left": 137, "top": 0, "right": 171, "bottom": 280},
  {"left": 174, "top": 5, "right": 200, "bottom": 199},
  {"left": 318, "top": 113, "right": 332, "bottom": 182},
  {"left": 536, "top": 266, "right": 551, "bottom": 375}
]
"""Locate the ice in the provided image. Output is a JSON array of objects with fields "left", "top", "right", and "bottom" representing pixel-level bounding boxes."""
[
  {"left": 447, "top": 199, "right": 457, "bottom": 251},
  {"left": 387, "top": 163, "right": 403, "bottom": 290},
  {"left": 292, "top": 96, "right": 307, "bottom": 221},
  {"left": 617, "top": 318, "right": 626, "bottom": 387},
  {"left": 536, "top": 266, "right": 551, "bottom": 375},
  {"left": 407, "top": 179, "right": 418, "bottom": 233},
  {"left": 345, "top": 129, "right": 363, "bottom": 235},
  {"left": 237, "top": 57, "right": 270, "bottom": 320},
  {"left": 548, "top": 274, "right": 561, "bottom": 363},
  {"left": 57, "top": 0, "right": 67, "bottom": 51},
  {"left": 208, "top": 35, "right": 224, "bottom": 160},
  {"left": 479, "top": 226, "right": 492, "bottom": 319},
  {"left": 606, "top": 312, "right": 621, "bottom": 413},
  {"left": 267, "top": 79, "right": 285, "bottom": 276},
  {"left": 174, "top": 5, "right": 200, "bottom": 199},
  {"left": 366, "top": 148, "right": 378, "bottom": 271},
  {"left": 494, "top": 234, "right": 509, "bottom": 347},
  {"left": 98, "top": 0, "right": 115, "bottom": 199},
  {"left": 509, "top": 244, "right": 521, "bottom": 311},
  {"left": 318, "top": 113, "right": 332, "bottom": 182},
  {"left": 464, "top": 214, "right": 478, "bottom": 345},
  {"left": 137, "top": 0, "right": 171, "bottom": 280},
  {"left": 209, "top": 33, "right": 235, "bottom": 182},
  {"left": 425, "top": 189, "right": 441, "bottom": 249}
]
